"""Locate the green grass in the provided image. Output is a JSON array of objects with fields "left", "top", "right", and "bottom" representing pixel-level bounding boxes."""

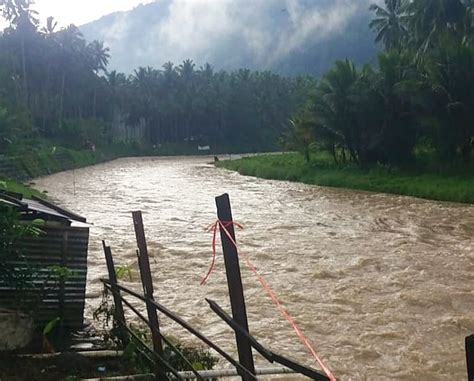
[
  {"left": 0, "top": 177, "right": 44, "bottom": 198},
  {"left": 216, "top": 152, "right": 474, "bottom": 204},
  {"left": 0, "top": 143, "right": 108, "bottom": 199}
]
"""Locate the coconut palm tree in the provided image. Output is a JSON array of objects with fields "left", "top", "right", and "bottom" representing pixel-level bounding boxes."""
[
  {"left": 369, "top": 0, "right": 409, "bottom": 50},
  {"left": 87, "top": 40, "right": 110, "bottom": 74},
  {"left": 425, "top": 37, "right": 474, "bottom": 162},
  {"left": 55, "top": 24, "right": 85, "bottom": 128},
  {"left": 312, "top": 59, "right": 360, "bottom": 162},
  {"left": 86, "top": 40, "right": 110, "bottom": 118},
  {"left": 1, "top": 0, "right": 39, "bottom": 105},
  {"left": 408, "top": 0, "right": 467, "bottom": 52},
  {"left": 373, "top": 49, "right": 420, "bottom": 164},
  {"left": 1, "top": 0, "right": 37, "bottom": 26}
]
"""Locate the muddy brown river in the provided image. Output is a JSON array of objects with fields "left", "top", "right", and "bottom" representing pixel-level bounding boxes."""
[{"left": 34, "top": 156, "right": 474, "bottom": 381}]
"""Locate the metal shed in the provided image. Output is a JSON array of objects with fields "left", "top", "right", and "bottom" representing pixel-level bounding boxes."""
[{"left": 0, "top": 191, "right": 89, "bottom": 330}]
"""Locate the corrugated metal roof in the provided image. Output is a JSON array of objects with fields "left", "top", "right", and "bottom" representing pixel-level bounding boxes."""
[
  {"left": 24, "top": 199, "right": 72, "bottom": 220},
  {"left": 0, "top": 191, "right": 87, "bottom": 224}
]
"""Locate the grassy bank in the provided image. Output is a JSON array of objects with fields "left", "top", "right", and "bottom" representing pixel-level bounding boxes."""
[
  {"left": 0, "top": 177, "right": 43, "bottom": 198},
  {"left": 216, "top": 153, "right": 474, "bottom": 204},
  {"left": 0, "top": 140, "right": 258, "bottom": 182},
  {"left": 0, "top": 142, "right": 117, "bottom": 197},
  {"left": 0, "top": 140, "right": 252, "bottom": 197}
]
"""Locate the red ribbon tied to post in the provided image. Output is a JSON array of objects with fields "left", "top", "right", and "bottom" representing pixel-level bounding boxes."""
[
  {"left": 200, "top": 220, "right": 244, "bottom": 286},
  {"left": 201, "top": 219, "right": 337, "bottom": 381}
]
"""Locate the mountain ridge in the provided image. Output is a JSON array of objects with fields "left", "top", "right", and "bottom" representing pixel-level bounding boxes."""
[{"left": 79, "top": 0, "right": 379, "bottom": 75}]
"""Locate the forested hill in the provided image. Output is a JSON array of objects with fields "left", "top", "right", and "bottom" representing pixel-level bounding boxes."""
[{"left": 80, "top": 0, "right": 378, "bottom": 75}]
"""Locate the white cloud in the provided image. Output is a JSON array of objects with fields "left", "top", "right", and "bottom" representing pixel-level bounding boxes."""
[
  {"left": 20, "top": 0, "right": 376, "bottom": 73},
  {"left": 155, "top": 0, "right": 236, "bottom": 64},
  {"left": 267, "top": 0, "right": 360, "bottom": 65},
  {"left": 130, "top": 0, "right": 372, "bottom": 69}
]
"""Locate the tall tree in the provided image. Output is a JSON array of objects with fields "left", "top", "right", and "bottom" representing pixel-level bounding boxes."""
[
  {"left": 425, "top": 36, "right": 474, "bottom": 162},
  {"left": 408, "top": 0, "right": 467, "bottom": 52},
  {"left": 370, "top": 0, "right": 409, "bottom": 50}
]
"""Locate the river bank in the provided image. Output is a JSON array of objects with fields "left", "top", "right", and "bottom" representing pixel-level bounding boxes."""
[
  {"left": 0, "top": 143, "right": 265, "bottom": 196},
  {"left": 0, "top": 145, "right": 110, "bottom": 197},
  {"left": 0, "top": 143, "right": 202, "bottom": 196},
  {"left": 216, "top": 153, "right": 474, "bottom": 204}
]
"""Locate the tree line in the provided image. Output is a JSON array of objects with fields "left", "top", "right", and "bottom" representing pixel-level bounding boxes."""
[
  {"left": 287, "top": 0, "right": 474, "bottom": 166},
  {"left": 0, "top": 0, "right": 313, "bottom": 154},
  {"left": 1, "top": 0, "right": 473, "bottom": 165}
]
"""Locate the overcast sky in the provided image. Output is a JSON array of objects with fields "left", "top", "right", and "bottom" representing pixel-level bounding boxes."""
[{"left": 0, "top": 0, "right": 153, "bottom": 29}]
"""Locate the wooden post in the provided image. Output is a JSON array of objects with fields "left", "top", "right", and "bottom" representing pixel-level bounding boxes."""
[
  {"left": 131, "top": 211, "right": 165, "bottom": 356},
  {"left": 467, "top": 335, "right": 474, "bottom": 381},
  {"left": 215, "top": 193, "right": 256, "bottom": 380},
  {"left": 102, "top": 241, "right": 128, "bottom": 346}
]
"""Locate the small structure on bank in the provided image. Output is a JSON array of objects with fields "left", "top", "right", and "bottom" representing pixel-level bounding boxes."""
[{"left": 0, "top": 191, "right": 89, "bottom": 336}]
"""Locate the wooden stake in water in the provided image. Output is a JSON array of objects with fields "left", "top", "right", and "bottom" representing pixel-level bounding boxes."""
[{"left": 215, "top": 193, "right": 256, "bottom": 380}]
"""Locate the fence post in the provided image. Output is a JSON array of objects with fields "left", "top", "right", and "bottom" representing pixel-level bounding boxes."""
[
  {"left": 131, "top": 212, "right": 165, "bottom": 358},
  {"left": 215, "top": 193, "right": 256, "bottom": 380},
  {"left": 102, "top": 241, "right": 128, "bottom": 346},
  {"left": 467, "top": 335, "right": 474, "bottom": 381}
]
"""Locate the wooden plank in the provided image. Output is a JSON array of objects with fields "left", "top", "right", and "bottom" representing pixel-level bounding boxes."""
[
  {"left": 131, "top": 211, "right": 165, "bottom": 381},
  {"left": 122, "top": 324, "right": 184, "bottom": 380},
  {"left": 206, "top": 299, "right": 273, "bottom": 361},
  {"left": 116, "top": 290, "right": 204, "bottom": 381},
  {"left": 206, "top": 298, "right": 330, "bottom": 381},
  {"left": 102, "top": 241, "right": 129, "bottom": 346},
  {"left": 215, "top": 193, "right": 256, "bottom": 380},
  {"left": 102, "top": 280, "right": 257, "bottom": 381}
]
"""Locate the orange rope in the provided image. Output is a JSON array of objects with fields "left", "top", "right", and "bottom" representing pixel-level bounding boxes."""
[{"left": 201, "top": 220, "right": 337, "bottom": 381}]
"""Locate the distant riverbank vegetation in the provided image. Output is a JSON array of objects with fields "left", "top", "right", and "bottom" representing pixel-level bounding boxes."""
[
  {"left": 0, "top": 0, "right": 473, "bottom": 200},
  {"left": 217, "top": 153, "right": 474, "bottom": 203},
  {"left": 0, "top": 0, "right": 313, "bottom": 158}
]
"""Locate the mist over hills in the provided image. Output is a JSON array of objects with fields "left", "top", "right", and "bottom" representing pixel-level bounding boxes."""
[{"left": 80, "top": 0, "right": 379, "bottom": 75}]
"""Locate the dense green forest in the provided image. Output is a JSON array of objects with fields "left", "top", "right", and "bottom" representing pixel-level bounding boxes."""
[
  {"left": 0, "top": 0, "right": 313, "bottom": 155},
  {"left": 286, "top": 0, "right": 474, "bottom": 168},
  {"left": 1, "top": 0, "right": 473, "bottom": 169}
]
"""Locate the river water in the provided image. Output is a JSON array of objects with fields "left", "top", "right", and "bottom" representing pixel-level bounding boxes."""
[{"left": 34, "top": 156, "right": 474, "bottom": 381}]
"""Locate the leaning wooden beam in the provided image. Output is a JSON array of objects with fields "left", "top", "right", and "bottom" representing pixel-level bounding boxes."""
[
  {"left": 206, "top": 299, "right": 273, "bottom": 361},
  {"left": 101, "top": 279, "right": 257, "bottom": 381},
  {"left": 122, "top": 323, "right": 182, "bottom": 380},
  {"left": 102, "top": 284, "right": 184, "bottom": 381},
  {"left": 107, "top": 284, "right": 204, "bottom": 381},
  {"left": 102, "top": 241, "right": 129, "bottom": 346},
  {"left": 206, "top": 298, "right": 330, "bottom": 381},
  {"left": 131, "top": 211, "right": 164, "bottom": 357}
]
